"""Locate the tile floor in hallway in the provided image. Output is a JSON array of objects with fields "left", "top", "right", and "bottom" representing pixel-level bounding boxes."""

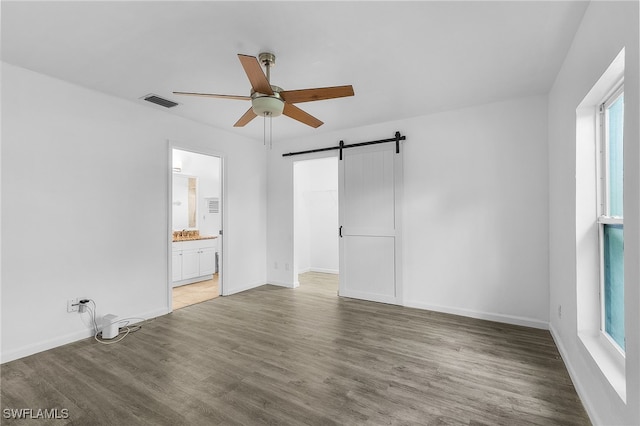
[{"left": 172, "top": 274, "right": 219, "bottom": 310}]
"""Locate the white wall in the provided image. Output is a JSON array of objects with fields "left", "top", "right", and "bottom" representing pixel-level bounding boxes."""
[
  {"left": 268, "top": 94, "right": 549, "bottom": 328},
  {"left": 308, "top": 158, "right": 339, "bottom": 274},
  {"left": 294, "top": 158, "right": 339, "bottom": 277},
  {"left": 294, "top": 162, "right": 311, "bottom": 276},
  {"left": 1, "top": 63, "right": 267, "bottom": 362},
  {"left": 547, "top": 2, "right": 640, "bottom": 425},
  {"left": 172, "top": 174, "right": 191, "bottom": 229}
]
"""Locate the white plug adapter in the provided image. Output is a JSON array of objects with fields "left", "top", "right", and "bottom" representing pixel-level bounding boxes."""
[{"left": 101, "top": 314, "right": 119, "bottom": 339}]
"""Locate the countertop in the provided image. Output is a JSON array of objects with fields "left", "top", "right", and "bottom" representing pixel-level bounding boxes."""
[{"left": 172, "top": 235, "right": 217, "bottom": 242}]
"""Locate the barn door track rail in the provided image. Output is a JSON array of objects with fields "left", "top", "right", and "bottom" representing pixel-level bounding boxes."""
[{"left": 282, "top": 131, "right": 406, "bottom": 159}]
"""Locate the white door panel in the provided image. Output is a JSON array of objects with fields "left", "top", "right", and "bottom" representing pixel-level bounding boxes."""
[
  {"left": 172, "top": 252, "right": 183, "bottom": 282},
  {"left": 339, "top": 142, "right": 402, "bottom": 305},
  {"left": 199, "top": 247, "right": 216, "bottom": 276},
  {"left": 181, "top": 249, "right": 200, "bottom": 280},
  {"left": 343, "top": 149, "right": 395, "bottom": 231},
  {"left": 344, "top": 227, "right": 396, "bottom": 237},
  {"left": 341, "top": 236, "right": 396, "bottom": 304}
]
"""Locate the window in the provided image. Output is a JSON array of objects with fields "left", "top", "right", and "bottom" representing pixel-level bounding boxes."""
[
  {"left": 575, "top": 48, "right": 625, "bottom": 400},
  {"left": 598, "top": 85, "right": 624, "bottom": 351}
]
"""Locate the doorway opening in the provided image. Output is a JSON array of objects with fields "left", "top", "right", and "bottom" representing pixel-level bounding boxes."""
[
  {"left": 293, "top": 156, "right": 339, "bottom": 293},
  {"left": 171, "top": 148, "right": 222, "bottom": 310}
]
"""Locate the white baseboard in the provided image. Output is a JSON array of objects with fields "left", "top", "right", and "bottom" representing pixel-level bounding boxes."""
[
  {"left": 1, "top": 307, "right": 170, "bottom": 364},
  {"left": 549, "top": 324, "right": 600, "bottom": 426},
  {"left": 404, "top": 300, "right": 549, "bottom": 330},
  {"left": 172, "top": 274, "right": 214, "bottom": 287},
  {"left": 268, "top": 280, "right": 299, "bottom": 289},
  {"left": 339, "top": 289, "right": 398, "bottom": 305},
  {"left": 1, "top": 329, "right": 95, "bottom": 364},
  {"left": 310, "top": 267, "right": 339, "bottom": 274},
  {"left": 222, "top": 280, "right": 266, "bottom": 296}
]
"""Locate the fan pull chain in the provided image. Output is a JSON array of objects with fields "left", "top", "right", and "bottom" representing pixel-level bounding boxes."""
[{"left": 262, "top": 112, "right": 273, "bottom": 149}]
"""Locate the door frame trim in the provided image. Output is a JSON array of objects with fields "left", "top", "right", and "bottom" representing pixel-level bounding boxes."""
[
  {"left": 292, "top": 153, "right": 340, "bottom": 287},
  {"left": 167, "top": 141, "right": 226, "bottom": 312}
]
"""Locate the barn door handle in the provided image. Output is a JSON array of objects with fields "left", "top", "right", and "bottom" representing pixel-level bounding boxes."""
[{"left": 339, "top": 226, "right": 343, "bottom": 238}]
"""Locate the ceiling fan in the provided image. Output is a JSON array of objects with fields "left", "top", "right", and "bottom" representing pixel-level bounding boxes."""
[{"left": 173, "top": 52, "right": 354, "bottom": 128}]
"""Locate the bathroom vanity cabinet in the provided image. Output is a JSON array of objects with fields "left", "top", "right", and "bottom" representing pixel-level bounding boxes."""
[{"left": 172, "top": 237, "right": 217, "bottom": 287}]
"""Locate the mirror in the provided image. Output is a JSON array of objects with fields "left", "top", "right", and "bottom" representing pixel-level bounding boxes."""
[{"left": 172, "top": 174, "right": 198, "bottom": 229}]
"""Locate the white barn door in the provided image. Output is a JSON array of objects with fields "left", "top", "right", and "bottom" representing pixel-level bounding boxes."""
[{"left": 339, "top": 142, "right": 402, "bottom": 305}]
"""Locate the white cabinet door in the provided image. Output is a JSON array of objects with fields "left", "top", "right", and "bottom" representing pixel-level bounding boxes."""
[
  {"left": 199, "top": 247, "right": 216, "bottom": 276},
  {"left": 181, "top": 249, "right": 200, "bottom": 280},
  {"left": 172, "top": 251, "right": 183, "bottom": 282},
  {"left": 172, "top": 239, "right": 218, "bottom": 284},
  {"left": 339, "top": 143, "right": 402, "bottom": 305}
]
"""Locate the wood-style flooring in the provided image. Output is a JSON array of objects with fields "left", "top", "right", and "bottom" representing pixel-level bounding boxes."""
[
  {"left": 1, "top": 272, "right": 590, "bottom": 425},
  {"left": 172, "top": 274, "right": 219, "bottom": 310}
]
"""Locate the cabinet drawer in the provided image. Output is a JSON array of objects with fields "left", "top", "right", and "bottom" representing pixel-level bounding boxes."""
[{"left": 172, "top": 238, "right": 217, "bottom": 251}]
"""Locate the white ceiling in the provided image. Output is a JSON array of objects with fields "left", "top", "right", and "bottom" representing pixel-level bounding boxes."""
[{"left": 1, "top": 1, "right": 588, "bottom": 143}]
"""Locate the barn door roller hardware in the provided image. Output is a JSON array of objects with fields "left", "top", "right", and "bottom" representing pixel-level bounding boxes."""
[{"left": 282, "top": 131, "right": 406, "bottom": 159}]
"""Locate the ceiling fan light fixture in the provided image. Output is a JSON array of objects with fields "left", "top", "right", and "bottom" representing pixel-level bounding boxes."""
[
  {"left": 173, "top": 52, "right": 354, "bottom": 129},
  {"left": 251, "top": 94, "right": 285, "bottom": 117}
]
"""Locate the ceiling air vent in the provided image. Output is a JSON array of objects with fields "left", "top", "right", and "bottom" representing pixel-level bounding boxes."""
[{"left": 142, "top": 94, "right": 179, "bottom": 108}]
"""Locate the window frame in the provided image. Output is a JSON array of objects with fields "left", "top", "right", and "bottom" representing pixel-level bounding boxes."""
[
  {"left": 596, "top": 81, "right": 625, "bottom": 355},
  {"left": 575, "top": 47, "right": 626, "bottom": 401}
]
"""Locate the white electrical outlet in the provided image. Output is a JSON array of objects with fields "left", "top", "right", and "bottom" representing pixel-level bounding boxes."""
[
  {"left": 285, "top": 263, "right": 289, "bottom": 271},
  {"left": 67, "top": 298, "right": 78, "bottom": 313},
  {"left": 558, "top": 304, "right": 562, "bottom": 319},
  {"left": 274, "top": 261, "right": 278, "bottom": 269}
]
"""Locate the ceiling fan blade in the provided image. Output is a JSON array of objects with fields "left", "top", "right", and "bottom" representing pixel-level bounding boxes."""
[
  {"left": 280, "top": 85, "right": 354, "bottom": 104},
  {"left": 238, "top": 54, "right": 274, "bottom": 95},
  {"left": 233, "top": 107, "right": 257, "bottom": 127},
  {"left": 283, "top": 103, "right": 323, "bottom": 128},
  {"left": 173, "top": 91, "right": 250, "bottom": 101}
]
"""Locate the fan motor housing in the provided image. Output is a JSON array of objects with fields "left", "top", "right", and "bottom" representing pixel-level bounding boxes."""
[{"left": 251, "top": 86, "right": 284, "bottom": 117}]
